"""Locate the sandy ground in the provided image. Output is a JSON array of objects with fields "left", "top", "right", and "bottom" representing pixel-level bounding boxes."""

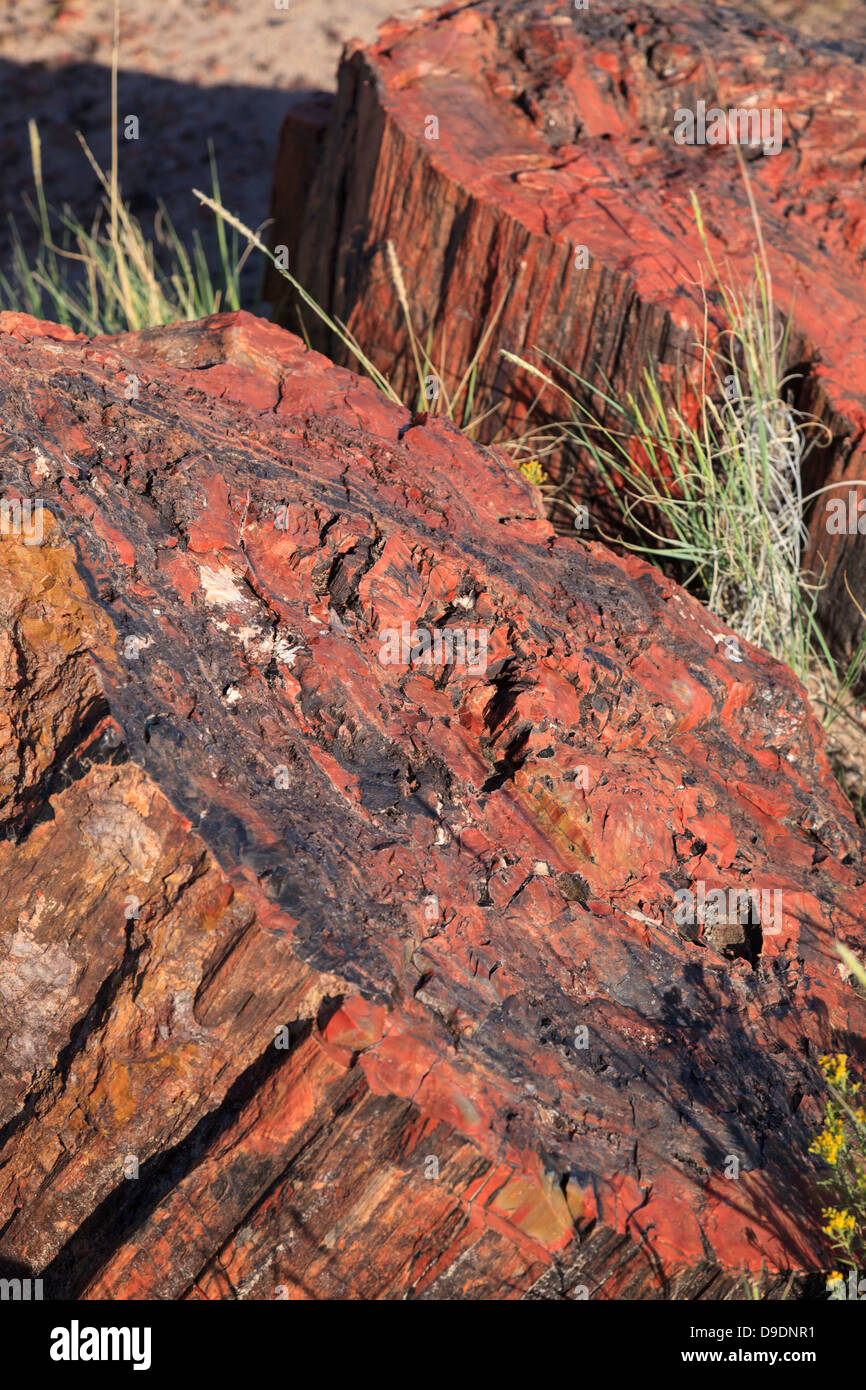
[
  {"left": 0, "top": 1, "right": 860, "bottom": 311},
  {"left": 751, "top": 0, "right": 866, "bottom": 35},
  {"left": 0, "top": 0, "right": 399, "bottom": 307}
]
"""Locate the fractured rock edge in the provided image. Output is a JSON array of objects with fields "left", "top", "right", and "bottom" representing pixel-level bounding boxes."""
[
  {"left": 287, "top": 0, "right": 866, "bottom": 663},
  {"left": 0, "top": 308, "right": 863, "bottom": 1299}
]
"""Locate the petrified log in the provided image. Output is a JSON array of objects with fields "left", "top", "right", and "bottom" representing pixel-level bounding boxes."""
[
  {"left": 286, "top": 0, "right": 866, "bottom": 663},
  {"left": 262, "top": 90, "right": 334, "bottom": 310},
  {"left": 0, "top": 307, "right": 863, "bottom": 1300}
]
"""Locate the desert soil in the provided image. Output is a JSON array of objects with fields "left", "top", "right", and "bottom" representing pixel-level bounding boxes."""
[{"left": 0, "top": 0, "right": 400, "bottom": 307}]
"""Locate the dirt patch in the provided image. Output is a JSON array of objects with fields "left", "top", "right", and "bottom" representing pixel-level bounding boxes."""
[
  {"left": 746, "top": 0, "right": 866, "bottom": 37},
  {"left": 0, "top": 0, "right": 398, "bottom": 307}
]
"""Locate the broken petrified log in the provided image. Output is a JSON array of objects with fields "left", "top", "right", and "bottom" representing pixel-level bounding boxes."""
[
  {"left": 284, "top": 0, "right": 866, "bottom": 663},
  {"left": 0, "top": 307, "right": 864, "bottom": 1300},
  {"left": 262, "top": 90, "right": 334, "bottom": 310}
]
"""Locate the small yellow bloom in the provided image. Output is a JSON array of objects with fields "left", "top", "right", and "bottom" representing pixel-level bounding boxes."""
[
  {"left": 822, "top": 1207, "right": 856, "bottom": 1241},
  {"left": 517, "top": 458, "right": 545, "bottom": 487},
  {"left": 819, "top": 1054, "right": 849, "bottom": 1086},
  {"left": 810, "top": 1119, "right": 844, "bottom": 1166}
]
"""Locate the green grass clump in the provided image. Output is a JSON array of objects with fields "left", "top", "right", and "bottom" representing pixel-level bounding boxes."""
[
  {"left": 0, "top": 2, "right": 244, "bottom": 335},
  {"left": 503, "top": 188, "right": 866, "bottom": 716},
  {"left": 0, "top": 122, "right": 243, "bottom": 336}
]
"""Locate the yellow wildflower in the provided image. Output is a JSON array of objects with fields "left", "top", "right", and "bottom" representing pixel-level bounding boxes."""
[
  {"left": 517, "top": 458, "right": 545, "bottom": 487},
  {"left": 822, "top": 1208, "right": 856, "bottom": 1241},
  {"left": 810, "top": 1119, "right": 844, "bottom": 1166},
  {"left": 819, "top": 1054, "right": 849, "bottom": 1086}
]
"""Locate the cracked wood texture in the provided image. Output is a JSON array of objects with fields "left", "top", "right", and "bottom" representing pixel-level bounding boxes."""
[
  {"left": 0, "top": 307, "right": 863, "bottom": 1300},
  {"left": 285, "top": 0, "right": 866, "bottom": 663}
]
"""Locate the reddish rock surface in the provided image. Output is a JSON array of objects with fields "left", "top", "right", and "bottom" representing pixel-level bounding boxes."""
[
  {"left": 263, "top": 90, "right": 335, "bottom": 310},
  {"left": 0, "top": 307, "right": 864, "bottom": 1299},
  {"left": 286, "top": 0, "right": 866, "bottom": 662}
]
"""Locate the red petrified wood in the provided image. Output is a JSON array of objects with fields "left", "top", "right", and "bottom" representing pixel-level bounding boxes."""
[
  {"left": 284, "top": 0, "right": 866, "bottom": 661},
  {"left": 0, "top": 308, "right": 863, "bottom": 1299}
]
